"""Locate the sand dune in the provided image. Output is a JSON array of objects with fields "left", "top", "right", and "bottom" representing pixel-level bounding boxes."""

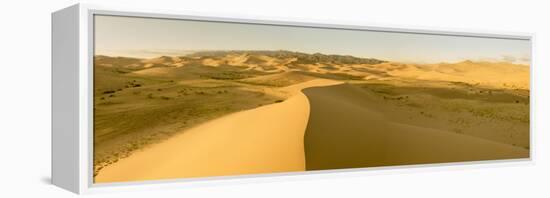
[
  {"left": 302, "top": 83, "right": 529, "bottom": 170},
  {"left": 95, "top": 53, "right": 529, "bottom": 89},
  {"left": 95, "top": 79, "right": 341, "bottom": 183},
  {"left": 95, "top": 80, "right": 527, "bottom": 183}
]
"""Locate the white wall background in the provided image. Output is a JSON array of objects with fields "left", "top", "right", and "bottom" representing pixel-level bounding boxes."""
[{"left": 0, "top": 0, "right": 548, "bottom": 197}]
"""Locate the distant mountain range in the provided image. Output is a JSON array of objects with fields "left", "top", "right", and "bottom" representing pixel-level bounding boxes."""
[{"left": 95, "top": 50, "right": 386, "bottom": 69}]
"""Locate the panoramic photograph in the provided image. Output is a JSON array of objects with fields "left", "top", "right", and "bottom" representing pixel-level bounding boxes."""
[{"left": 92, "top": 15, "right": 531, "bottom": 183}]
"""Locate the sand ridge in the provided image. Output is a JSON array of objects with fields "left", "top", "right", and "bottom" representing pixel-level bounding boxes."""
[{"left": 95, "top": 79, "right": 342, "bottom": 183}]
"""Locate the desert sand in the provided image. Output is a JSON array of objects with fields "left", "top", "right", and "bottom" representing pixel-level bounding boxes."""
[
  {"left": 95, "top": 79, "right": 341, "bottom": 183},
  {"left": 93, "top": 51, "right": 530, "bottom": 183}
]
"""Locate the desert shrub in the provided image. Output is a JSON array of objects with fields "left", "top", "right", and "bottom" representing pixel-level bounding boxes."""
[{"left": 320, "top": 65, "right": 338, "bottom": 70}]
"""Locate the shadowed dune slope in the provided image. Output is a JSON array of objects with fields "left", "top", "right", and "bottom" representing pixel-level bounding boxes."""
[{"left": 302, "top": 84, "right": 529, "bottom": 170}]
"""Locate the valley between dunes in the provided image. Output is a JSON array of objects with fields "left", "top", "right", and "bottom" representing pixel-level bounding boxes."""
[{"left": 93, "top": 51, "right": 530, "bottom": 183}]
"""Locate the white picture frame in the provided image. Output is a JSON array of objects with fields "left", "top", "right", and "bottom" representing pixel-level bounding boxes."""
[{"left": 52, "top": 3, "right": 535, "bottom": 194}]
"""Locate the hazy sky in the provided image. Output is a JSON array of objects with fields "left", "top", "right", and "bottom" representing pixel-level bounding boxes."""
[{"left": 95, "top": 15, "right": 531, "bottom": 64}]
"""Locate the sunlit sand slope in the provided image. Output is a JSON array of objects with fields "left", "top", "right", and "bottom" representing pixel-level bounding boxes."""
[
  {"left": 95, "top": 79, "right": 340, "bottom": 183},
  {"left": 302, "top": 84, "right": 529, "bottom": 170}
]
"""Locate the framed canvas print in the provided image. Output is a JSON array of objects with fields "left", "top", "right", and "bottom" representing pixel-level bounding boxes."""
[{"left": 52, "top": 4, "right": 534, "bottom": 194}]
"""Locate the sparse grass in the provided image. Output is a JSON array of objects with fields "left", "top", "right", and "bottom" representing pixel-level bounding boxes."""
[
  {"left": 93, "top": 73, "right": 281, "bottom": 177},
  {"left": 198, "top": 70, "right": 264, "bottom": 80},
  {"left": 352, "top": 81, "right": 529, "bottom": 149},
  {"left": 304, "top": 71, "right": 364, "bottom": 80}
]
